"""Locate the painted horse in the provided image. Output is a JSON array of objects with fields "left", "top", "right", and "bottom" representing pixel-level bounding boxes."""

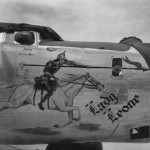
[{"left": 0, "top": 73, "right": 104, "bottom": 128}]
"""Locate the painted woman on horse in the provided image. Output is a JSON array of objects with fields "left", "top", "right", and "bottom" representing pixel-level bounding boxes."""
[{"left": 37, "top": 50, "right": 90, "bottom": 110}]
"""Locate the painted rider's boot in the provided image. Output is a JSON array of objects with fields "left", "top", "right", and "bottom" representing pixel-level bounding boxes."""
[
  {"left": 38, "top": 103, "right": 45, "bottom": 111},
  {"left": 38, "top": 92, "right": 53, "bottom": 111},
  {"left": 38, "top": 82, "right": 50, "bottom": 111}
]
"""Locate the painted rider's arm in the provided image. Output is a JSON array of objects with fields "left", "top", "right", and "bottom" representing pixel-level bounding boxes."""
[
  {"left": 64, "top": 59, "right": 90, "bottom": 68},
  {"left": 43, "top": 72, "right": 58, "bottom": 81},
  {"left": 48, "top": 73, "right": 58, "bottom": 81}
]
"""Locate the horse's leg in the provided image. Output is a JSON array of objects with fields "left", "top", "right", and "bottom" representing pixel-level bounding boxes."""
[
  {"left": 67, "top": 100, "right": 73, "bottom": 124},
  {"left": 68, "top": 111, "right": 73, "bottom": 123},
  {"left": 0, "top": 101, "right": 20, "bottom": 111},
  {"left": 54, "top": 107, "right": 80, "bottom": 128},
  {"left": 51, "top": 95, "right": 81, "bottom": 128},
  {"left": 65, "top": 82, "right": 86, "bottom": 122},
  {"left": 47, "top": 97, "right": 50, "bottom": 110},
  {"left": 0, "top": 101, "right": 22, "bottom": 110},
  {"left": 0, "top": 102, "right": 7, "bottom": 111},
  {"left": 41, "top": 89, "right": 44, "bottom": 100},
  {"left": 53, "top": 101, "right": 80, "bottom": 120},
  {"left": 33, "top": 89, "right": 37, "bottom": 106}
]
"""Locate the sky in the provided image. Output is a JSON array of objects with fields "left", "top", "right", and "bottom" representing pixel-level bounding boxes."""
[
  {"left": 0, "top": 0, "right": 150, "bottom": 42},
  {"left": 0, "top": 0, "right": 150, "bottom": 150}
]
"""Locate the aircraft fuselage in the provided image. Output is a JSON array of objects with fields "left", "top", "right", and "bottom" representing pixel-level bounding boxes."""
[{"left": 0, "top": 25, "right": 150, "bottom": 145}]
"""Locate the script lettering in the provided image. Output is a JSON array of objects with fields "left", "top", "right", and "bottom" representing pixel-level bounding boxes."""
[
  {"left": 111, "top": 95, "right": 140, "bottom": 123},
  {"left": 86, "top": 94, "right": 140, "bottom": 123},
  {"left": 86, "top": 93, "right": 118, "bottom": 115},
  {"left": 85, "top": 101, "right": 99, "bottom": 115},
  {"left": 107, "top": 108, "right": 118, "bottom": 123}
]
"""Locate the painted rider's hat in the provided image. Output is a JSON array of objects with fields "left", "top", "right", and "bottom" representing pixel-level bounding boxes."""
[{"left": 57, "top": 50, "right": 66, "bottom": 59}]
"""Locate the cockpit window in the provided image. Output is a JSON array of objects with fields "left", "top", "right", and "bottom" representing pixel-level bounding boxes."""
[
  {"left": 38, "top": 33, "right": 55, "bottom": 44},
  {"left": 0, "top": 33, "right": 5, "bottom": 43},
  {"left": 14, "top": 31, "right": 35, "bottom": 45},
  {"left": 5, "top": 33, "right": 14, "bottom": 43},
  {"left": 39, "top": 33, "right": 54, "bottom": 41}
]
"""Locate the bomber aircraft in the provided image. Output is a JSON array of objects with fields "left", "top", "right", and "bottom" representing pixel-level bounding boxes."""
[{"left": 0, "top": 22, "right": 150, "bottom": 150}]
